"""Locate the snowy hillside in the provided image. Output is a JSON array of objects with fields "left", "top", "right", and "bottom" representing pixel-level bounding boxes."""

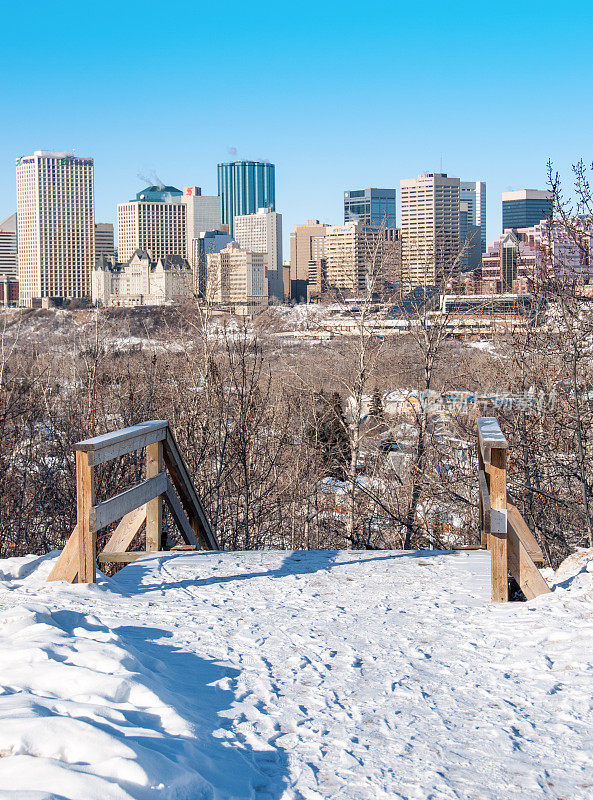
[{"left": 1, "top": 549, "right": 592, "bottom": 799}]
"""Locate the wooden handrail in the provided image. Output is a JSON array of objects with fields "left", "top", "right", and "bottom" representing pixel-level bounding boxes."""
[
  {"left": 47, "top": 420, "right": 218, "bottom": 584},
  {"left": 477, "top": 417, "right": 550, "bottom": 602},
  {"left": 74, "top": 421, "right": 168, "bottom": 466}
]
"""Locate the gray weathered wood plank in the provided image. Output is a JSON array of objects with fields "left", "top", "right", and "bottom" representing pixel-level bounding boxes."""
[
  {"left": 479, "top": 468, "right": 491, "bottom": 540},
  {"left": 75, "top": 421, "right": 168, "bottom": 465},
  {"left": 90, "top": 473, "right": 166, "bottom": 532},
  {"left": 164, "top": 476, "right": 200, "bottom": 548},
  {"left": 163, "top": 430, "right": 219, "bottom": 550}
]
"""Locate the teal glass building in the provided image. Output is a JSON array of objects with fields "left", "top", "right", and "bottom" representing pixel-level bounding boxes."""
[
  {"left": 502, "top": 189, "right": 552, "bottom": 231},
  {"left": 217, "top": 161, "right": 275, "bottom": 236},
  {"left": 343, "top": 188, "right": 396, "bottom": 227}
]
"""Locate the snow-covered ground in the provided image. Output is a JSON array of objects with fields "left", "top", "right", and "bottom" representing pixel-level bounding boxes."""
[{"left": 1, "top": 549, "right": 592, "bottom": 800}]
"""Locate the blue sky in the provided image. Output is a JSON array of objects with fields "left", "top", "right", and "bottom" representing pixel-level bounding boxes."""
[{"left": 0, "top": 0, "right": 590, "bottom": 255}]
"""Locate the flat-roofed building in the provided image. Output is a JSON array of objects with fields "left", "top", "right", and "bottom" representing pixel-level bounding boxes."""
[
  {"left": 0, "top": 213, "right": 17, "bottom": 278},
  {"left": 206, "top": 241, "right": 268, "bottom": 310},
  {"left": 191, "top": 229, "right": 233, "bottom": 295},
  {"left": 234, "top": 208, "right": 283, "bottom": 301},
  {"left": 290, "top": 219, "right": 331, "bottom": 301},
  {"left": 95, "top": 222, "right": 114, "bottom": 261},
  {"left": 460, "top": 181, "right": 486, "bottom": 253},
  {"left": 324, "top": 222, "right": 400, "bottom": 297},
  {"left": 218, "top": 161, "right": 275, "bottom": 237},
  {"left": 400, "top": 173, "right": 460, "bottom": 289},
  {"left": 16, "top": 151, "right": 95, "bottom": 306},
  {"left": 459, "top": 202, "right": 482, "bottom": 273},
  {"left": 502, "top": 189, "right": 552, "bottom": 231},
  {"left": 117, "top": 198, "right": 186, "bottom": 263},
  {"left": 344, "top": 188, "right": 396, "bottom": 227},
  {"left": 176, "top": 186, "right": 221, "bottom": 259}
]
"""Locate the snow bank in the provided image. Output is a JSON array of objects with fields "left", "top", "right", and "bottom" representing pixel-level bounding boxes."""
[
  {"left": 0, "top": 549, "right": 592, "bottom": 799},
  {"left": 468, "top": 339, "right": 498, "bottom": 355},
  {"left": 265, "top": 304, "right": 325, "bottom": 331},
  {"left": 0, "top": 605, "right": 217, "bottom": 798}
]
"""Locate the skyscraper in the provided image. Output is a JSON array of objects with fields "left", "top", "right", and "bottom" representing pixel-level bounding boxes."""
[
  {"left": 177, "top": 186, "right": 221, "bottom": 257},
  {"left": 290, "top": 220, "right": 331, "bottom": 301},
  {"left": 502, "top": 189, "right": 553, "bottom": 230},
  {"left": 206, "top": 242, "right": 268, "bottom": 309},
  {"left": 191, "top": 229, "right": 233, "bottom": 295},
  {"left": 460, "top": 181, "right": 486, "bottom": 252},
  {"left": 0, "top": 213, "right": 18, "bottom": 278},
  {"left": 117, "top": 190, "right": 186, "bottom": 263},
  {"left": 400, "top": 173, "right": 460, "bottom": 288},
  {"left": 344, "top": 188, "right": 396, "bottom": 227},
  {"left": 324, "top": 222, "right": 398, "bottom": 297},
  {"left": 234, "top": 208, "right": 283, "bottom": 301},
  {"left": 459, "top": 201, "right": 482, "bottom": 273},
  {"left": 218, "top": 161, "right": 275, "bottom": 236},
  {"left": 16, "top": 151, "right": 95, "bottom": 306},
  {"left": 95, "top": 223, "right": 115, "bottom": 262}
]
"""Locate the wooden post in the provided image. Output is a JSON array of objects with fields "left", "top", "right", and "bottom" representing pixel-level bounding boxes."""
[
  {"left": 146, "top": 441, "right": 163, "bottom": 551},
  {"left": 77, "top": 450, "right": 96, "bottom": 583},
  {"left": 477, "top": 442, "right": 485, "bottom": 548},
  {"left": 489, "top": 445, "right": 508, "bottom": 602}
]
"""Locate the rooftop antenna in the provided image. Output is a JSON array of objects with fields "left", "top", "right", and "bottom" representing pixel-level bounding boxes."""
[{"left": 440, "top": 153, "right": 443, "bottom": 172}]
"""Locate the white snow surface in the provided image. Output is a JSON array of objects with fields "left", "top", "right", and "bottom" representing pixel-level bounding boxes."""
[{"left": 0, "top": 549, "right": 592, "bottom": 800}]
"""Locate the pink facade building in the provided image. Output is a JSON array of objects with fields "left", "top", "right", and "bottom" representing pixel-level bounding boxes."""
[{"left": 464, "top": 219, "right": 593, "bottom": 295}]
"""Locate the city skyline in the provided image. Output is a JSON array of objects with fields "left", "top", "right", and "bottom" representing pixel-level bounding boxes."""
[{"left": 0, "top": 0, "right": 589, "bottom": 257}]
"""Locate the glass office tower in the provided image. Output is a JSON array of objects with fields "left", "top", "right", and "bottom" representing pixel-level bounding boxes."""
[
  {"left": 343, "top": 188, "right": 396, "bottom": 227},
  {"left": 460, "top": 181, "right": 486, "bottom": 253},
  {"left": 217, "top": 161, "right": 275, "bottom": 237},
  {"left": 502, "top": 189, "right": 552, "bottom": 231}
]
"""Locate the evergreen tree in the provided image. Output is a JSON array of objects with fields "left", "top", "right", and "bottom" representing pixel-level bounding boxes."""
[
  {"left": 369, "top": 387, "right": 384, "bottom": 419},
  {"left": 307, "top": 391, "right": 351, "bottom": 481}
]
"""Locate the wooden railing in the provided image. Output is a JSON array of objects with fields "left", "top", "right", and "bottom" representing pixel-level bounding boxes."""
[
  {"left": 47, "top": 421, "right": 219, "bottom": 583},
  {"left": 477, "top": 417, "right": 550, "bottom": 602}
]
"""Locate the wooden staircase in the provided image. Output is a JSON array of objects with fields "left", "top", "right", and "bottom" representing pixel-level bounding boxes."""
[{"left": 47, "top": 421, "right": 218, "bottom": 583}]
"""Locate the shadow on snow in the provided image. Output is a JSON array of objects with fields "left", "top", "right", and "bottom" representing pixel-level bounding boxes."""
[
  {"left": 124, "top": 548, "right": 446, "bottom": 596},
  {"left": 49, "top": 608, "right": 289, "bottom": 799}
]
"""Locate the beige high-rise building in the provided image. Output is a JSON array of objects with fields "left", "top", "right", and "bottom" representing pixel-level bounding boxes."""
[
  {"left": 324, "top": 221, "right": 398, "bottom": 297},
  {"left": 289, "top": 220, "right": 331, "bottom": 300},
  {"left": 117, "top": 200, "right": 186, "bottom": 263},
  {"left": 234, "top": 208, "right": 283, "bottom": 301},
  {"left": 206, "top": 241, "right": 268, "bottom": 309},
  {"left": 16, "top": 151, "right": 95, "bottom": 306},
  {"left": 400, "top": 173, "right": 460, "bottom": 288}
]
